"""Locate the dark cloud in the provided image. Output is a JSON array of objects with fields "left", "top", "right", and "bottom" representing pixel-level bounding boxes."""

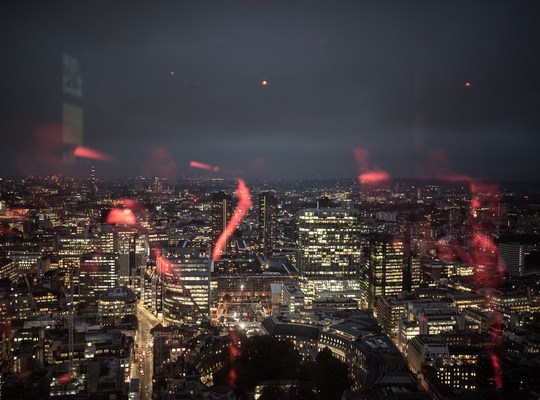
[{"left": 1, "top": 1, "right": 539, "bottom": 181}]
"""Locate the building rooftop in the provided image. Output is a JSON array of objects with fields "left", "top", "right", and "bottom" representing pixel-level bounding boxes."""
[{"left": 98, "top": 286, "right": 137, "bottom": 302}]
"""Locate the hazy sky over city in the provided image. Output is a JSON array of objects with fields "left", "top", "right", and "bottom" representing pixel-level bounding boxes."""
[{"left": 1, "top": 1, "right": 539, "bottom": 181}]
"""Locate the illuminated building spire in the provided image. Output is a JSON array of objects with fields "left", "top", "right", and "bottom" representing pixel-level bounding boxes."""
[{"left": 90, "top": 165, "right": 98, "bottom": 196}]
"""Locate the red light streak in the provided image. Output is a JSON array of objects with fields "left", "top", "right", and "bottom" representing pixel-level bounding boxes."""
[
  {"left": 212, "top": 179, "right": 252, "bottom": 261},
  {"left": 74, "top": 145, "right": 115, "bottom": 162},
  {"left": 190, "top": 160, "right": 220, "bottom": 172}
]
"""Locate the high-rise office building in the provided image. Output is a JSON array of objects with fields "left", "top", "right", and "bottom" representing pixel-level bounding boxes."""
[
  {"left": 298, "top": 208, "right": 362, "bottom": 292},
  {"left": 116, "top": 228, "right": 147, "bottom": 287},
  {"left": 89, "top": 165, "right": 98, "bottom": 199},
  {"left": 498, "top": 242, "right": 525, "bottom": 276},
  {"left": 363, "top": 235, "right": 405, "bottom": 308},
  {"left": 259, "top": 191, "right": 277, "bottom": 255},
  {"left": 159, "top": 247, "right": 211, "bottom": 326},
  {"left": 79, "top": 253, "right": 119, "bottom": 309},
  {"left": 99, "top": 225, "right": 118, "bottom": 253},
  {"left": 212, "top": 191, "right": 233, "bottom": 243}
]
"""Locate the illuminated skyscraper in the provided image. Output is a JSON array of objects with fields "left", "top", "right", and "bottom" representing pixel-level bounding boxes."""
[
  {"left": 79, "top": 253, "right": 119, "bottom": 309},
  {"left": 116, "top": 228, "right": 147, "bottom": 287},
  {"left": 259, "top": 191, "right": 277, "bottom": 254},
  {"left": 212, "top": 191, "right": 233, "bottom": 242},
  {"left": 363, "top": 235, "right": 405, "bottom": 308},
  {"left": 298, "top": 208, "right": 362, "bottom": 292},
  {"left": 498, "top": 242, "right": 525, "bottom": 276},
  {"left": 158, "top": 247, "right": 211, "bottom": 326},
  {"left": 89, "top": 165, "right": 97, "bottom": 197}
]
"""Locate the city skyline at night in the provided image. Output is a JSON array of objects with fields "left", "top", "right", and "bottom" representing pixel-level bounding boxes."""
[{"left": 2, "top": 2, "right": 540, "bottom": 399}]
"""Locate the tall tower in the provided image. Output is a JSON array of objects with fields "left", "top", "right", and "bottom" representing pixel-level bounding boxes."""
[
  {"left": 364, "top": 235, "right": 404, "bottom": 308},
  {"left": 259, "top": 191, "right": 277, "bottom": 255},
  {"left": 90, "top": 165, "right": 97, "bottom": 196},
  {"left": 298, "top": 208, "right": 362, "bottom": 293},
  {"left": 212, "top": 191, "right": 233, "bottom": 243}
]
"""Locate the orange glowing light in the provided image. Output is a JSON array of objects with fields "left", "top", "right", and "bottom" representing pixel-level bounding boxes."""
[
  {"left": 212, "top": 179, "right": 252, "bottom": 261},
  {"left": 261, "top": 80, "right": 268, "bottom": 86},
  {"left": 74, "top": 146, "right": 115, "bottom": 162},
  {"left": 465, "top": 82, "right": 471, "bottom": 87},
  {"left": 106, "top": 208, "right": 136, "bottom": 225}
]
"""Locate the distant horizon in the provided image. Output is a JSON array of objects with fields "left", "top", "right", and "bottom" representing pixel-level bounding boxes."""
[{"left": 4, "top": 173, "right": 540, "bottom": 185}]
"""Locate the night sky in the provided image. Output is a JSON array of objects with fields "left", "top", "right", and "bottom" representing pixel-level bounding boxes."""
[{"left": 1, "top": 1, "right": 539, "bottom": 181}]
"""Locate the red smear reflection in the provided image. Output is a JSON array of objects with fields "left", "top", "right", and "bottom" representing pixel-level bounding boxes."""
[
  {"left": 17, "top": 123, "right": 77, "bottom": 176},
  {"left": 156, "top": 254, "right": 173, "bottom": 276},
  {"left": 212, "top": 179, "right": 252, "bottom": 261},
  {"left": 226, "top": 329, "right": 240, "bottom": 389},
  {"left": 106, "top": 208, "right": 136, "bottom": 225},
  {"left": 114, "top": 198, "right": 145, "bottom": 212},
  {"left": 359, "top": 170, "right": 391, "bottom": 184},
  {"left": 141, "top": 146, "right": 178, "bottom": 179},
  {"left": 57, "top": 372, "right": 71, "bottom": 385},
  {"left": 74, "top": 145, "right": 115, "bottom": 162},
  {"left": 0, "top": 227, "right": 16, "bottom": 235},
  {"left": 354, "top": 147, "right": 390, "bottom": 185},
  {"left": 427, "top": 158, "right": 504, "bottom": 389},
  {"left": 190, "top": 160, "right": 220, "bottom": 172}
]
